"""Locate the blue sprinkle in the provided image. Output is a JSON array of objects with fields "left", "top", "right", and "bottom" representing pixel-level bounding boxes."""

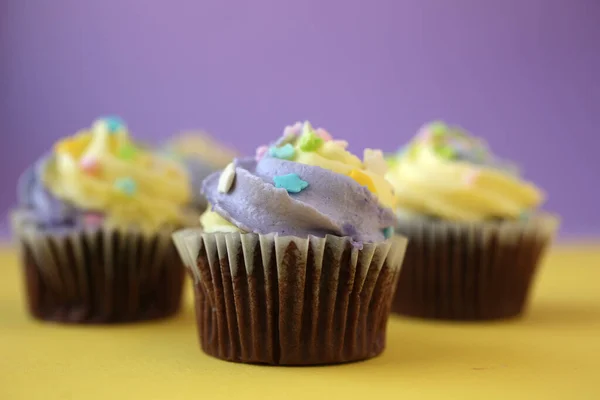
[
  {"left": 273, "top": 173, "right": 308, "bottom": 194},
  {"left": 268, "top": 143, "right": 296, "bottom": 160},
  {"left": 114, "top": 177, "right": 137, "bottom": 196},
  {"left": 383, "top": 226, "right": 394, "bottom": 239},
  {"left": 103, "top": 116, "right": 125, "bottom": 133}
]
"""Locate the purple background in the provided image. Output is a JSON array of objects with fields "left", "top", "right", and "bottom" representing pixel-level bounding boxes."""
[{"left": 1, "top": 0, "right": 599, "bottom": 237}]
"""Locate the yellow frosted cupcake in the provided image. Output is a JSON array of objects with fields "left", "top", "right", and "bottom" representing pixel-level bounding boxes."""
[
  {"left": 386, "top": 121, "right": 559, "bottom": 320},
  {"left": 12, "top": 117, "right": 197, "bottom": 323}
]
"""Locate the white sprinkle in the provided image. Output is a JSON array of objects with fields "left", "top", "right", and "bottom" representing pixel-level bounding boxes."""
[
  {"left": 218, "top": 163, "right": 236, "bottom": 193},
  {"left": 363, "top": 148, "right": 388, "bottom": 175}
]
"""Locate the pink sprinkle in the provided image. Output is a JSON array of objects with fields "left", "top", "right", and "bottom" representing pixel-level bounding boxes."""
[
  {"left": 255, "top": 145, "right": 268, "bottom": 161},
  {"left": 332, "top": 140, "right": 349, "bottom": 149},
  {"left": 315, "top": 128, "right": 332, "bottom": 142},
  {"left": 283, "top": 122, "right": 303, "bottom": 137},
  {"left": 83, "top": 213, "right": 103, "bottom": 225},
  {"left": 463, "top": 169, "right": 480, "bottom": 186},
  {"left": 80, "top": 156, "right": 99, "bottom": 174}
]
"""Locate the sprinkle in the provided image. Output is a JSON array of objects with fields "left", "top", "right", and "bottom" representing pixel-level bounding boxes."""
[
  {"left": 118, "top": 144, "right": 137, "bottom": 160},
  {"left": 273, "top": 173, "right": 309, "bottom": 193},
  {"left": 363, "top": 149, "right": 388, "bottom": 175},
  {"left": 218, "top": 163, "right": 236, "bottom": 193},
  {"left": 437, "top": 146, "right": 455, "bottom": 160},
  {"left": 348, "top": 169, "right": 377, "bottom": 194},
  {"left": 268, "top": 143, "right": 296, "bottom": 160},
  {"left": 79, "top": 156, "right": 100, "bottom": 175},
  {"left": 298, "top": 129, "right": 324, "bottom": 152},
  {"left": 463, "top": 169, "right": 480, "bottom": 186},
  {"left": 283, "top": 121, "right": 303, "bottom": 137},
  {"left": 428, "top": 121, "right": 447, "bottom": 137},
  {"left": 383, "top": 227, "right": 394, "bottom": 239},
  {"left": 332, "top": 140, "right": 349, "bottom": 149},
  {"left": 83, "top": 212, "right": 104, "bottom": 225},
  {"left": 315, "top": 128, "right": 332, "bottom": 142},
  {"left": 102, "top": 116, "right": 126, "bottom": 133},
  {"left": 255, "top": 145, "right": 268, "bottom": 161},
  {"left": 114, "top": 177, "right": 137, "bottom": 196}
]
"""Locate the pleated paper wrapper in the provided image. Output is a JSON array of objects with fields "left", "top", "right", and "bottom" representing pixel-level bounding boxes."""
[
  {"left": 11, "top": 210, "right": 185, "bottom": 323},
  {"left": 172, "top": 229, "right": 408, "bottom": 365},
  {"left": 392, "top": 213, "right": 560, "bottom": 321}
]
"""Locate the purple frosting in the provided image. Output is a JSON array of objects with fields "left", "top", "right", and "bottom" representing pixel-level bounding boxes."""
[
  {"left": 17, "top": 155, "right": 90, "bottom": 230},
  {"left": 202, "top": 157, "right": 396, "bottom": 243}
]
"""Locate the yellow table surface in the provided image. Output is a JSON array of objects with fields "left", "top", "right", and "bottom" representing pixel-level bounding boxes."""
[{"left": 1, "top": 243, "right": 599, "bottom": 400}]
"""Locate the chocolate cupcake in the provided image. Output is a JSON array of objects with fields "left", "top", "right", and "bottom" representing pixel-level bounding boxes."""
[
  {"left": 386, "top": 122, "right": 559, "bottom": 321},
  {"left": 173, "top": 121, "right": 407, "bottom": 365},
  {"left": 12, "top": 117, "right": 198, "bottom": 323}
]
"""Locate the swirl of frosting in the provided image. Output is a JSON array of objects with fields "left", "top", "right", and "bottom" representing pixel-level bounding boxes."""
[
  {"left": 385, "top": 121, "right": 544, "bottom": 221},
  {"left": 36, "top": 117, "right": 192, "bottom": 230},
  {"left": 200, "top": 121, "right": 396, "bottom": 243}
]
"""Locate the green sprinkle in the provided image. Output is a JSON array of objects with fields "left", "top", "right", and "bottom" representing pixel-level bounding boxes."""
[
  {"left": 383, "top": 227, "right": 394, "bottom": 239},
  {"left": 429, "top": 121, "right": 447, "bottom": 137},
  {"left": 437, "top": 146, "right": 455, "bottom": 160},
  {"left": 273, "top": 173, "right": 309, "bottom": 193},
  {"left": 114, "top": 177, "right": 137, "bottom": 196},
  {"left": 298, "top": 129, "right": 324, "bottom": 152},
  {"left": 268, "top": 143, "right": 296, "bottom": 160},
  {"left": 118, "top": 144, "right": 137, "bottom": 160}
]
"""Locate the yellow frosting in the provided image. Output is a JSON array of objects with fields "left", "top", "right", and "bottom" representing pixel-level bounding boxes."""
[
  {"left": 199, "top": 205, "right": 241, "bottom": 233},
  {"left": 44, "top": 117, "right": 192, "bottom": 230},
  {"left": 385, "top": 122, "right": 544, "bottom": 221},
  {"left": 288, "top": 122, "right": 396, "bottom": 208},
  {"left": 165, "top": 131, "right": 238, "bottom": 168}
]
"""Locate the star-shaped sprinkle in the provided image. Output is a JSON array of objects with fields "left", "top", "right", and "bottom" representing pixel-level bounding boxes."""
[
  {"left": 79, "top": 156, "right": 100, "bottom": 175},
  {"left": 102, "top": 116, "right": 126, "bottom": 133},
  {"left": 268, "top": 143, "right": 296, "bottom": 160},
  {"left": 347, "top": 169, "right": 377, "bottom": 194},
  {"left": 114, "top": 177, "right": 137, "bottom": 196},
  {"left": 363, "top": 149, "right": 388, "bottom": 175},
  {"left": 382, "top": 226, "right": 394, "bottom": 239},
  {"left": 118, "top": 144, "right": 137, "bottom": 160},
  {"left": 218, "top": 163, "right": 236, "bottom": 193},
  {"left": 273, "top": 173, "right": 309, "bottom": 193},
  {"left": 315, "top": 128, "right": 332, "bottom": 142},
  {"left": 255, "top": 145, "right": 268, "bottom": 161},
  {"left": 298, "top": 128, "right": 324, "bottom": 152}
]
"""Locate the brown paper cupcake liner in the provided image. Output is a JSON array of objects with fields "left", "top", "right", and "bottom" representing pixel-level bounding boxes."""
[
  {"left": 172, "top": 230, "right": 408, "bottom": 365},
  {"left": 11, "top": 211, "right": 185, "bottom": 323},
  {"left": 392, "top": 213, "right": 559, "bottom": 321}
]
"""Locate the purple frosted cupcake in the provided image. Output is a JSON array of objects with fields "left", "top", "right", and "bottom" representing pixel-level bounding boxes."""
[
  {"left": 386, "top": 122, "right": 559, "bottom": 321},
  {"left": 173, "top": 121, "right": 408, "bottom": 365},
  {"left": 12, "top": 117, "right": 198, "bottom": 323}
]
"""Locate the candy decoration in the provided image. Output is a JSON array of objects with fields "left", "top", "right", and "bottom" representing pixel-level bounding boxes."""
[
  {"left": 463, "top": 169, "right": 480, "bottom": 186},
  {"left": 114, "top": 177, "right": 137, "bottom": 196},
  {"left": 268, "top": 143, "right": 296, "bottom": 160},
  {"left": 103, "top": 116, "right": 125, "bottom": 133},
  {"left": 79, "top": 156, "right": 100, "bottom": 175},
  {"left": 436, "top": 146, "right": 455, "bottom": 160},
  {"left": 283, "top": 121, "right": 303, "bottom": 137},
  {"left": 273, "top": 173, "right": 309, "bottom": 193},
  {"left": 218, "top": 163, "right": 236, "bottom": 193},
  {"left": 315, "top": 128, "right": 332, "bottom": 142},
  {"left": 363, "top": 148, "right": 388, "bottom": 175},
  {"left": 298, "top": 129, "right": 324, "bottom": 152},
  {"left": 383, "top": 226, "right": 394, "bottom": 239},
  {"left": 429, "top": 121, "right": 447, "bottom": 137},
  {"left": 347, "top": 169, "right": 376, "bottom": 194},
  {"left": 255, "top": 145, "right": 268, "bottom": 161},
  {"left": 83, "top": 212, "right": 104, "bottom": 225},
  {"left": 118, "top": 144, "right": 137, "bottom": 160},
  {"left": 332, "top": 140, "right": 349, "bottom": 149}
]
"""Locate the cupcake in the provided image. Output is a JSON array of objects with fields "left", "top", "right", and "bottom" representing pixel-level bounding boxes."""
[
  {"left": 172, "top": 121, "right": 408, "bottom": 365},
  {"left": 12, "top": 117, "right": 196, "bottom": 323},
  {"left": 162, "top": 132, "right": 238, "bottom": 211},
  {"left": 386, "top": 121, "right": 559, "bottom": 321}
]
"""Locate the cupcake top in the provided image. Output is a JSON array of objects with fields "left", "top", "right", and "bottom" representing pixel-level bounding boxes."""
[
  {"left": 385, "top": 121, "right": 544, "bottom": 222},
  {"left": 200, "top": 121, "right": 396, "bottom": 243},
  {"left": 162, "top": 132, "right": 238, "bottom": 211},
  {"left": 18, "top": 117, "right": 194, "bottom": 231}
]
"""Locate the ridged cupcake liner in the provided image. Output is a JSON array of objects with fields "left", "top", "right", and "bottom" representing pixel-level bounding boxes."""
[
  {"left": 172, "top": 229, "right": 408, "bottom": 365},
  {"left": 392, "top": 213, "right": 559, "bottom": 321},
  {"left": 11, "top": 211, "right": 185, "bottom": 324}
]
